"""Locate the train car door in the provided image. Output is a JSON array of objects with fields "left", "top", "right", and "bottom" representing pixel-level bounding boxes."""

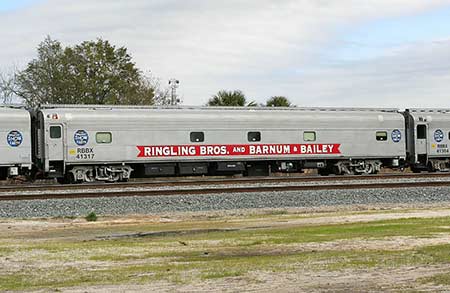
[
  {"left": 416, "top": 124, "right": 428, "bottom": 164},
  {"left": 48, "top": 124, "right": 64, "bottom": 161}
]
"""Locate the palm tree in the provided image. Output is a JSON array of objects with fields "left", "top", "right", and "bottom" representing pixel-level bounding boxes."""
[
  {"left": 266, "top": 96, "right": 292, "bottom": 107},
  {"left": 208, "top": 90, "right": 255, "bottom": 106}
]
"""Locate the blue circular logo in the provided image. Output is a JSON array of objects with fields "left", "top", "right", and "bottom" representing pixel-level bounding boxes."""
[
  {"left": 74, "top": 130, "right": 89, "bottom": 146},
  {"left": 7, "top": 130, "right": 23, "bottom": 147},
  {"left": 391, "top": 129, "right": 401, "bottom": 143},
  {"left": 434, "top": 129, "right": 444, "bottom": 142}
]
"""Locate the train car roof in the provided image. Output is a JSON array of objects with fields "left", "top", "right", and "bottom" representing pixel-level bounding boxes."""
[
  {"left": 0, "top": 105, "right": 30, "bottom": 121},
  {"left": 38, "top": 105, "right": 404, "bottom": 118},
  {"left": 39, "top": 104, "right": 400, "bottom": 112},
  {"left": 406, "top": 109, "right": 450, "bottom": 123},
  {"left": 38, "top": 105, "right": 404, "bottom": 119},
  {"left": 0, "top": 104, "right": 27, "bottom": 110}
]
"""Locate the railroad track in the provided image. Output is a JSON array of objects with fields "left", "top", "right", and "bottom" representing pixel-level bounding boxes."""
[
  {"left": 1, "top": 172, "right": 450, "bottom": 193},
  {"left": 1, "top": 173, "right": 450, "bottom": 201}
]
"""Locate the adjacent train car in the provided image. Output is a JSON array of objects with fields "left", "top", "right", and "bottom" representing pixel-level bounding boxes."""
[
  {"left": 33, "top": 105, "right": 406, "bottom": 183},
  {"left": 0, "top": 106, "right": 32, "bottom": 179},
  {"left": 404, "top": 109, "right": 450, "bottom": 172}
]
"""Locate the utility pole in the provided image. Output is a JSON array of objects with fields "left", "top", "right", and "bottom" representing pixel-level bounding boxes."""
[{"left": 168, "top": 79, "right": 180, "bottom": 105}]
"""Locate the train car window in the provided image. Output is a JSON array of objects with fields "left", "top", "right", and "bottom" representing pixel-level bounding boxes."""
[
  {"left": 190, "top": 132, "right": 204, "bottom": 142},
  {"left": 248, "top": 132, "right": 261, "bottom": 142},
  {"left": 417, "top": 125, "right": 426, "bottom": 139},
  {"left": 376, "top": 131, "right": 387, "bottom": 141},
  {"left": 449, "top": 131, "right": 450, "bottom": 140},
  {"left": 96, "top": 132, "right": 112, "bottom": 144},
  {"left": 49, "top": 126, "right": 61, "bottom": 139},
  {"left": 303, "top": 131, "right": 316, "bottom": 142}
]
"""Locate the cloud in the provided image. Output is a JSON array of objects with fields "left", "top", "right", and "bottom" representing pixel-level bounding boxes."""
[
  {"left": 1, "top": 0, "right": 450, "bottom": 105},
  {"left": 290, "top": 39, "right": 450, "bottom": 108}
]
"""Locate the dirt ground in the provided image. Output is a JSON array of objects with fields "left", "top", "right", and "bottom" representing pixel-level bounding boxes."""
[{"left": 3, "top": 203, "right": 450, "bottom": 292}]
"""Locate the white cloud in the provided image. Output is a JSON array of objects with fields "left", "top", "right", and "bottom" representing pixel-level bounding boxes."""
[
  {"left": 290, "top": 39, "right": 450, "bottom": 108},
  {"left": 1, "top": 0, "right": 450, "bottom": 105}
]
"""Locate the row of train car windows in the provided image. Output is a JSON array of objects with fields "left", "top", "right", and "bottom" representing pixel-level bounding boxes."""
[
  {"left": 190, "top": 131, "right": 318, "bottom": 143},
  {"left": 191, "top": 130, "right": 450, "bottom": 142},
  {"left": 49, "top": 127, "right": 404, "bottom": 143},
  {"left": 378, "top": 129, "right": 450, "bottom": 141},
  {"left": 416, "top": 126, "right": 450, "bottom": 140},
  {"left": 49, "top": 126, "right": 112, "bottom": 144},
  {"left": 193, "top": 131, "right": 392, "bottom": 143}
]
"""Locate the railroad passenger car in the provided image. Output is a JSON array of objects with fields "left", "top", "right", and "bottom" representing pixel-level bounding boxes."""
[
  {"left": 0, "top": 106, "right": 32, "bottom": 179},
  {"left": 404, "top": 109, "right": 450, "bottom": 172},
  {"left": 33, "top": 105, "right": 406, "bottom": 183}
]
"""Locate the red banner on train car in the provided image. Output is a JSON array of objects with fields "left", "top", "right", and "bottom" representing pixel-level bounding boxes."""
[{"left": 136, "top": 144, "right": 341, "bottom": 158}]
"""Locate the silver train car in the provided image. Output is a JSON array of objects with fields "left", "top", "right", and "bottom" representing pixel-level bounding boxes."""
[
  {"left": 0, "top": 106, "right": 32, "bottom": 178},
  {"left": 33, "top": 105, "right": 406, "bottom": 183},
  {"left": 404, "top": 109, "right": 450, "bottom": 172}
]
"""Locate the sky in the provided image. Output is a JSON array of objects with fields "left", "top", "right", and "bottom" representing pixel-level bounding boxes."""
[{"left": 1, "top": 0, "right": 450, "bottom": 107}]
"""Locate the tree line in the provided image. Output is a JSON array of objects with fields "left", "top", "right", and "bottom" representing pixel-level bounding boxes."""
[
  {"left": 207, "top": 90, "right": 292, "bottom": 107},
  {"left": 0, "top": 36, "right": 293, "bottom": 107}
]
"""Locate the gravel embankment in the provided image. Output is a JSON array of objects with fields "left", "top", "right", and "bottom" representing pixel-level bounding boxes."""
[{"left": 1, "top": 186, "right": 450, "bottom": 218}]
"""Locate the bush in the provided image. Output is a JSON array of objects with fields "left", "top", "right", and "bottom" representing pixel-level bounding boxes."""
[{"left": 85, "top": 212, "right": 98, "bottom": 222}]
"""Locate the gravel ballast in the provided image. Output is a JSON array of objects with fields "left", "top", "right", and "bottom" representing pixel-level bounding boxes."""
[{"left": 2, "top": 186, "right": 450, "bottom": 218}]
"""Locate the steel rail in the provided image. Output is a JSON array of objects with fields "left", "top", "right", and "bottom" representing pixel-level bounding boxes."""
[
  {"left": 1, "top": 172, "right": 450, "bottom": 193},
  {"left": 2, "top": 172, "right": 450, "bottom": 192},
  {"left": 1, "top": 179, "right": 450, "bottom": 201}
]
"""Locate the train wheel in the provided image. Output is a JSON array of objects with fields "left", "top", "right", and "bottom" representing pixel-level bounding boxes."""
[
  {"left": 411, "top": 167, "right": 421, "bottom": 173},
  {"left": 332, "top": 165, "right": 343, "bottom": 175},
  {"left": 56, "top": 177, "right": 68, "bottom": 184},
  {"left": 318, "top": 169, "right": 330, "bottom": 176}
]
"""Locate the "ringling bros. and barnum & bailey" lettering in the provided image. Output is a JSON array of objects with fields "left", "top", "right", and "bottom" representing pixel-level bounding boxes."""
[{"left": 136, "top": 144, "right": 341, "bottom": 158}]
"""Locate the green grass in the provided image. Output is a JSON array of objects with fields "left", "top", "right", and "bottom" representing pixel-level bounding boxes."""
[
  {"left": 0, "top": 246, "right": 13, "bottom": 256},
  {"left": 420, "top": 273, "right": 450, "bottom": 286},
  {"left": 138, "top": 216, "right": 450, "bottom": 246},
  {"left": 0, "top": 263, "right": 193, "bottom": 290},
  {"left": 202, "top": 270, "right": 244, "bottom": 279},
  {"left": 9, "top": 216, "right": 450, "bottom": 263}
]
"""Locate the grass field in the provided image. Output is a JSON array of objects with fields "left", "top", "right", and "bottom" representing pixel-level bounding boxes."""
[{"left": 2, "top": 207, "right": 450, "bottom": 291}]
